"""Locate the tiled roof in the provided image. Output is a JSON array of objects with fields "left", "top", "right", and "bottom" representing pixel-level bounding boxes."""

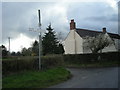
[{"left": 76, "top": 28, "right": 120, "bottom": 39}]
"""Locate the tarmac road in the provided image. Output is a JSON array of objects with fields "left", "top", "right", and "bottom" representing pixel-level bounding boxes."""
[{"left": 49, "top": 67, "right": 119, "bottom": 88}]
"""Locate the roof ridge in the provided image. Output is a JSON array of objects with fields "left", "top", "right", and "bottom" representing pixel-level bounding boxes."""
[
  {"left": 76, "top": 28, "right": 102, "bottom": 33},
  {"left": 76, "top": 28, "right": 120, "bottom": 39}
]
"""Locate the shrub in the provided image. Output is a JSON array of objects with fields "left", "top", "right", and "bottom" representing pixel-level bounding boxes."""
[
  {"left": 41, "top": 55, "right": 64, "bottom": 69},
  {"left": 2, "top": 56, "right": 38, "bottom": 75},
  {"left": 63, "top": 52, "right": 120, "bottom": 65},
  {"left": 2, "top": 55, "right": 64, "bottom": 75}
]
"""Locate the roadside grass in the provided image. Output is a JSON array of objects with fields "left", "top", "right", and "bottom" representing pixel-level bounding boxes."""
[
  {"left": 65, "top": 61, "right": 119, "bottom": 68},
  {"left": 3, "top": 67, "right": 71, "bottom": 88}
]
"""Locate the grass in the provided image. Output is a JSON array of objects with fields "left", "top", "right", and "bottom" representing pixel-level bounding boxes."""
[
  {"left": 65, "top": 61, "right": 119, "bottom": 68},
  {"left": 3, "top": 67, "right": 71, "bottom": 88}
]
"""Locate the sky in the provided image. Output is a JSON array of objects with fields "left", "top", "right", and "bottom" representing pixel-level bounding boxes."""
[{"left": 1, "top": 0, "right": 120, "bottom": 52}]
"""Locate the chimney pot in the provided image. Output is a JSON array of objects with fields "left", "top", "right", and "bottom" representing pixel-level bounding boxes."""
[
  {"left": 70, "top": 19, "right": 76, "bottom": 30},
  {"left": 103, "top": 27, "right": 106, "bottom": 33}
]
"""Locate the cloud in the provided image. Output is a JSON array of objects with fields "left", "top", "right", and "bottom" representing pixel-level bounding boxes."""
[
  {"left": 2, "top": 1, "right": 119, "bottom": 52},
  {"left": 5, "top": 33, "right": 36, "bottom": 52}
]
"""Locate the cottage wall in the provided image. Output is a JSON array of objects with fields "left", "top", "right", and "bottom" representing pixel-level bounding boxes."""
[
  {"left": 64, "top": 30, "right": 83, "bottom": 54},
  {"left": 102, "top": 44, "right": 117, "bottom": 52},
  {"left": 64, "top": 19, "right": 120, "bottom": 54}
]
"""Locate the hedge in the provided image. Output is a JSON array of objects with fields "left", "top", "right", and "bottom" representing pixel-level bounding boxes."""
[
  {"left": 2, "top": 55, "right": 64, "bottom": 75},
  {"left": 63, "top": 52, "right": 120, "bottom": 64},
  {"left": 2, "top": 57, "right": 37, "bottom": 75},
  {"left": 2, "top": 52, "right": 119, "bottom": 75},
  {"left": 41, "top": 55, "right": 64, "bottom": 69}
]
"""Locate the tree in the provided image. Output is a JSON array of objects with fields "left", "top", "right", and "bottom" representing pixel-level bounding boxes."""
[
  {"left": 0, "top": 45, "right": 8, "bottom": 57},
  {"left": 57, "top": 43, "right": 65, "bottom": 54},
  {"left": 42, "top": 24, "right": 59, "bottom": 55},
  {"left": 83, "top": 33, "right": 114, "bottom": 53},
  {"left": 32, "top": 40, "right": 39, "bottom": 56},
  {"left": 11, "top": 52, "right": 16, "bottom": 56},
  {"left": 16, "top": 51, "right": 22, "bottom": 56},
  {"left": 57, "top": 32, "right": 64, "bottom": 43},
  {"left": 21, "top": 47, "right": 28, "bottom": 56},
  {"left": 21, "top": 47, "right": 32, "bottom": 56}
]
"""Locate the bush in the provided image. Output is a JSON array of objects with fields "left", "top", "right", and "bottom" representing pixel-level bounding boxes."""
[
  {"left": 2, "top": 56, "right": 38, "bottom": 75},
  {"left": 41, "top": 55, "right": 64, "bottom": 69},
  {"left": 63, "top": 52, "right": 120, "bottom": 65},
  {"left": 2, "top": 52, "right": 119, "bottom": 76},
  {"left": 2, "top": 55, "right": 64, "bottom": 75}
]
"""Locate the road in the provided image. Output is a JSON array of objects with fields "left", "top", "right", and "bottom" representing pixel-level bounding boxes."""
[{"left": 49, "top": 67, "right": 119, "bottom": 88}]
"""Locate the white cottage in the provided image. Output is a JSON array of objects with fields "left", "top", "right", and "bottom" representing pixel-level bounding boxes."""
[{"left": 64, "top": 19, "right": 120, "bottom": 54}]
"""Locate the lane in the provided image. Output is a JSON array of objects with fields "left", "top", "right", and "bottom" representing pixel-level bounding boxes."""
[{"left": 49, "top": 67, "right": 119, "bottom": 88}]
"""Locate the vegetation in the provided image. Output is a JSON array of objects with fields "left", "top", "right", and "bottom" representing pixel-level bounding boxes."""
[
  {"left": 31, "top": 40, "right": 39, "bottom": 56},
  {"left": 3, "top": 67, "right": 71, "bottom": 88},
  {"left": 2, "top": 55, "right": 64, "bottom": 75},
  {"left": 42, "top": 24, "right": 64, "bottom": 55},
  {"left": 65, "top": 61, "right": 119, "bottom": 68},
  {"left": 19, "top": 24, "right": 65, "bottom": 56},
  {"left": 64, "top": 52, "right": 119, "bottom": 68},
  {"left": 2, "top": 52, "right": 119, "bottom": 88},
  {"left": 83, "top": 33, "right": 113, "bottom": 53},
  {"left": 0, "top": 45, "right": 8, "bottom": 57}
]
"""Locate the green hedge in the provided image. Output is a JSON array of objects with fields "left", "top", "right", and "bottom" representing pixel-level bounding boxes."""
[
  {"left": 2, "top": 52, "right": 119, "bottom": 75},
  {"left": 41, "top": 55, "right": 64, "bottom": 69},
  {"left": 2, "top": 57, "right": 37, "bottom": 75},
  {"left": 63, "top": 52, "right": 120, "bottom": 65},
  {"left": 2, "top": 55, "right": 64, "bottom": 75}
]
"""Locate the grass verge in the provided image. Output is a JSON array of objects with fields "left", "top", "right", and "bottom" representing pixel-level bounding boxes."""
[
  {"left": 3, "top": 67, "right": 71, "bottom": 88},
  {"left": 65, "top": 61, "right": 119, "bottom": 68}
]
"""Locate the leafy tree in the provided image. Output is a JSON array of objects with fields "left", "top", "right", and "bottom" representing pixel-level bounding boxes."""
[
  {"left": 11, "top": 52, "right": 16, "bottom": 56},
  {"left": 16, "top": 51, "right": 22, "bottom": 56},
  {"left": 83, "top": 33, "right": 114, "bottom": 53},
  {"left": 42, "top": 24, "right": 59, "bottom": 55},
  {"left": 21, "top": 47, "right": 27, "bottom": 56},
  {"left": 32, "top": 40, "right": 39, "bottom": 56},
  {"left": 57, "top": 43, "right": 65, "bottom": 54},
  {"left": 0, "top": 45, "right": 8, "bottom": 57},
  {"left": 21, "top": 47, "right": 32, "bottom": 56}
]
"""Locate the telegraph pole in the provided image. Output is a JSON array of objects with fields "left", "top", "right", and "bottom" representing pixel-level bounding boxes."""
[
  {"left": 38, "top": 9, "right": 42, "bottom": 70},
  {"left": 8, "top": 37, "right": 11, "bottom": 54},
  {"left": 29, "top": 10, "right": 42, "bottom": 70}
]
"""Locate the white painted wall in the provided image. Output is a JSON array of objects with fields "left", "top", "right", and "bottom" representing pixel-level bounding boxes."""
[
  {"left": 75, "top": 31, "right": 83, "bottom": 54},
  {"left": 102, "top": 44, "right": 117, "bottom": 52},
  {"left": 64, "top": 30, "right": 118, "bottom": 54},
  {"left": 114, "top": 39, "right": 120, "bottom": 51},
  {"left": 64, "top": 29, "right": 83, "bottom": 54}
]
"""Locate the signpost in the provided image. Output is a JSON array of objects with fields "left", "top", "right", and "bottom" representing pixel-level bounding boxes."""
[{"left": 29, "top": 10, "right": 42, "bottom": 70}]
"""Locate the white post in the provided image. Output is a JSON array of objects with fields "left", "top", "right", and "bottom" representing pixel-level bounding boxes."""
[
  {"left": 29, "top": 10, "right": 42, "bottom": 70},
  {"left": 39, "top": 33, "right": 41, "bottom": 70},
  {"left": 38, "top": 9, "right": 42, "bottom": 70},
  {"left": 8, "top": 37, "right": 10, "bottom": 56}
]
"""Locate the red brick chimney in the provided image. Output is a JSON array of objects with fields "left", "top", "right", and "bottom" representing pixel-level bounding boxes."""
[
  {"left": 70, "top": 19, "right": 76, "bottom": 30},
  {"left": 102, "top": 27, "right": 106, "bottom": 33}
]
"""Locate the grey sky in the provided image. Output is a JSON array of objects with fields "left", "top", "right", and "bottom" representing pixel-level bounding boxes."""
[{"left": 1, "top": 0, "right": 119, "bottom": 52}]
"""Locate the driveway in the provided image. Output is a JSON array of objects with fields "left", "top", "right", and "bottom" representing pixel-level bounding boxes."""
[{"left": 49, "top": 67, "right": 119, "bottom": 88}]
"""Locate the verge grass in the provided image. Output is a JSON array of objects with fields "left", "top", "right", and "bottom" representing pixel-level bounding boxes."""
[{"left": 3, "top": 67, "right": 71, "bottom": 88}]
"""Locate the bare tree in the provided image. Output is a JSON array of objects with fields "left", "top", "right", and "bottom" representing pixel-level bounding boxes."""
[
  {"left": 83, "top": 33, "right": 114, "bottom": 53},
  {"left": 57, "top": 32, "right": 64, "bottom": 44}
]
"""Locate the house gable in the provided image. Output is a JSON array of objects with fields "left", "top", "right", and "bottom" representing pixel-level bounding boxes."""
[
  {"left": 64, "top": 30, "right": 83, "bottom": 54},
  {"left": 64, "top": 19, "right": 120, "bottom": 54}
]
